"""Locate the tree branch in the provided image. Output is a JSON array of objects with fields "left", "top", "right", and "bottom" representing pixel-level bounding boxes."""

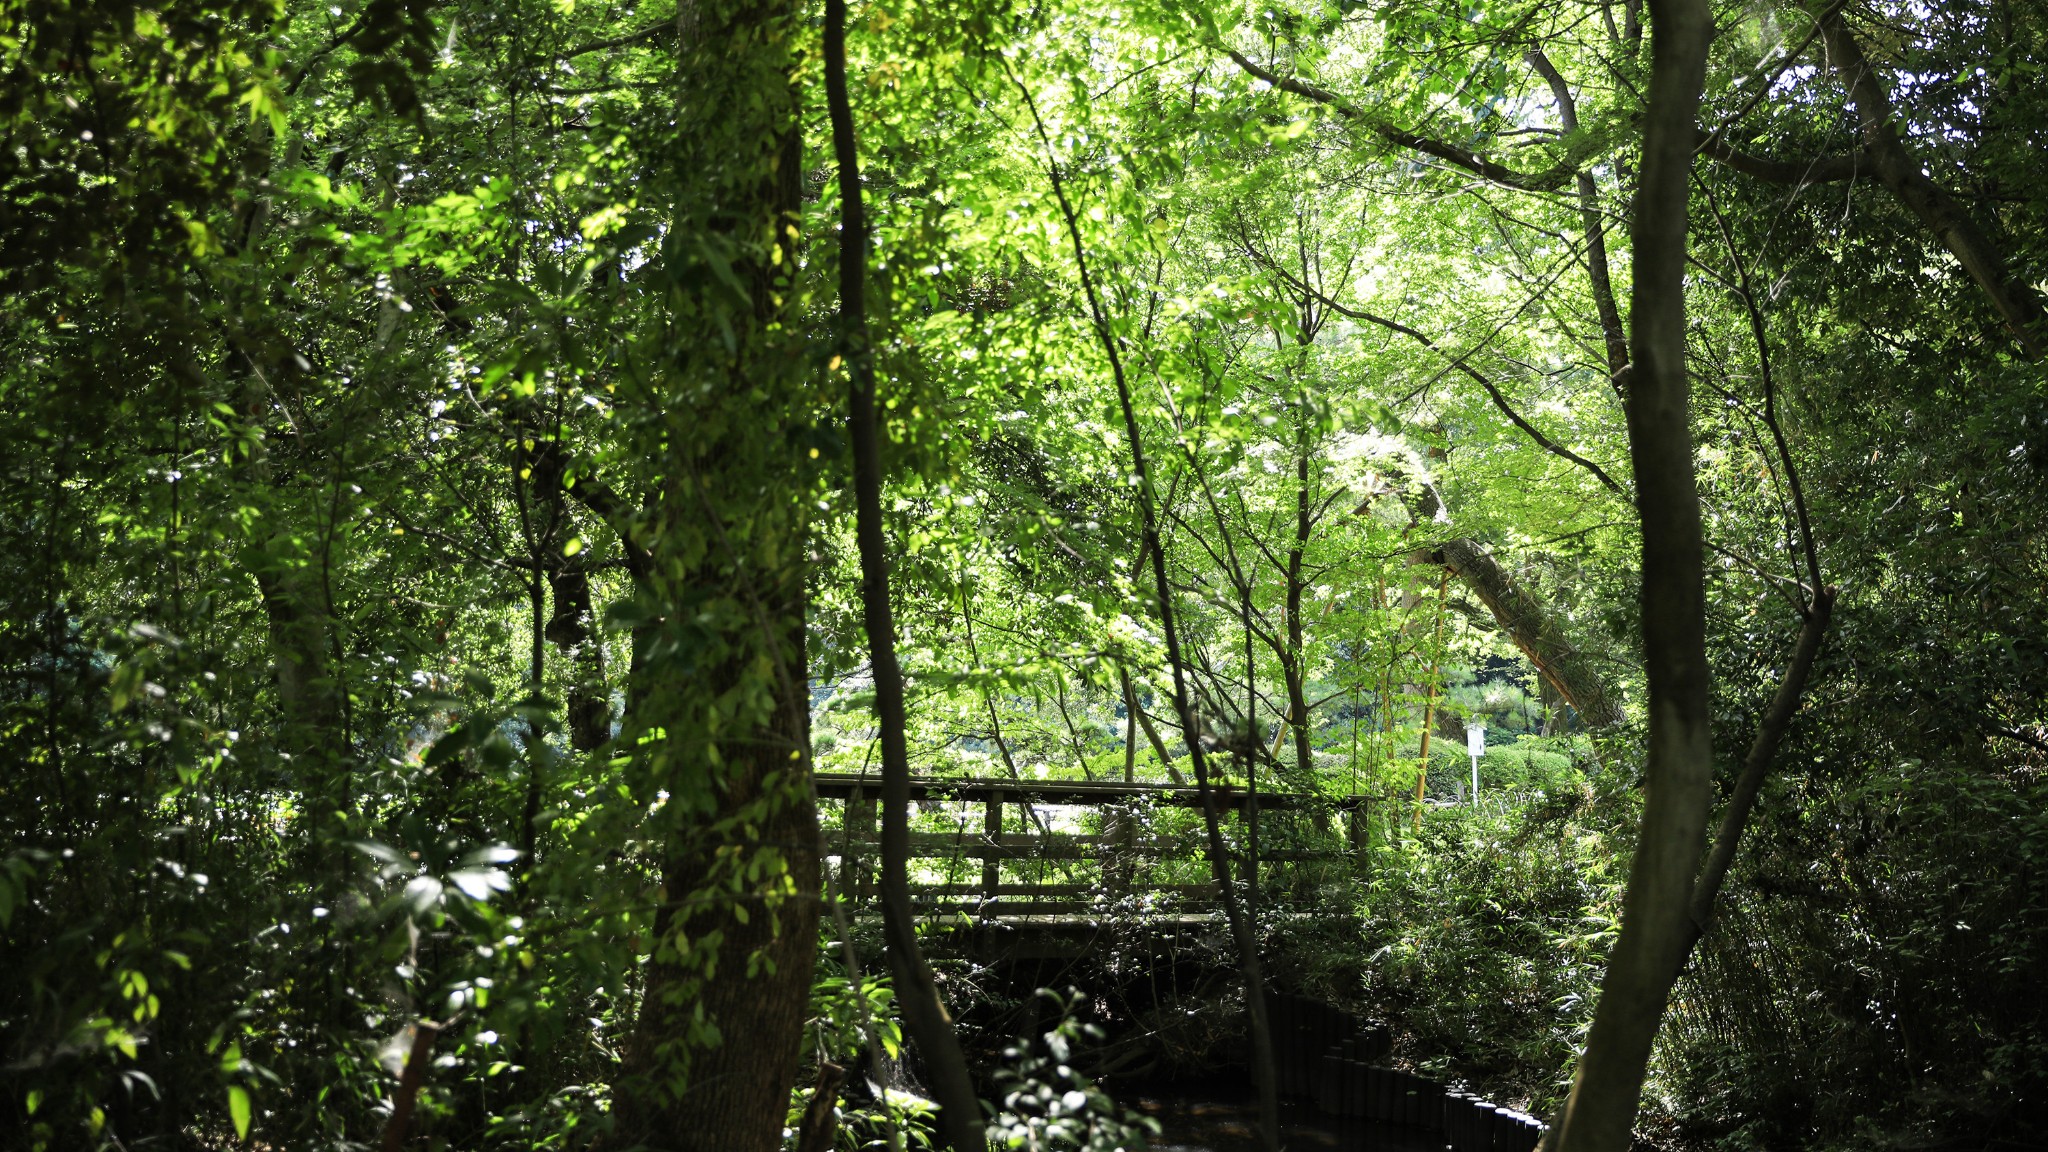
[
  {"left": 1526, "top": 47, "right": 1629, "bottom": 389},
  {"left": 1813, "top": 5, "right": 2046, "bottom": 357},
  {"left": 1226, "top": 49, "right": 1576, "bottom": 193},
  {"left": 1248, "top": 247, "right": 1627, "bottom": 497},
  {"left": 1683, "top": 588, "right": 1835, "bottom": 951}
]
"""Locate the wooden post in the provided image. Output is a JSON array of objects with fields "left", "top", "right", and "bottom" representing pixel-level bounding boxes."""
[
  {"left": 982, "top": 791, "right": 1002, "bottom": 906},
  {"left": 845, "top": 785, "right": 877, "bottom": 902},
  {"left": 1243, "top": 789, "right": 1259, "bottom": 916},
  {"left": 1105, "top": 801, "right": 1137, "bottom": 897}
]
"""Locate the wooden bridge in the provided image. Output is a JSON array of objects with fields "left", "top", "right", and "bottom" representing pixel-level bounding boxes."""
[{"left": 816, "top": 773, "right": 1372, "bottom": 932}]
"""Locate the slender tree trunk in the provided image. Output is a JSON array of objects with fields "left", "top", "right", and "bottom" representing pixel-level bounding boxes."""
[
  {"left": 1284, "top": 424, "right": 1315, "bottom": 777},
  {"left": 1413, "top": 569, "right": 1450, "bottom": 824},
  {"left": 529, "top": 442, "right": 616, "bottom": 754},
  {"left": 1682, "top": 591, "right": 1833, "bottom": 952},
  {"left": 828, "top": 4, "right": 985, "bottom": 1148},
  {"left": 1547, "top": 0, "right": 1715, "bottom": 1147},
  {"left": 1527, "top": 48, "right": 1629, "bottom": 392},
  {"left": 1123, "top": 670, "right": 1187, "bottom": 785}
]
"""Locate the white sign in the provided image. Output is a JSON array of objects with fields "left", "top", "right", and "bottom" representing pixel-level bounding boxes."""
[{"left": 1465, "top": 722, "right": 1485, "bottom": 805}]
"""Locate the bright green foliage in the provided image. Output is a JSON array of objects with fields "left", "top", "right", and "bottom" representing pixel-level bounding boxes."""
[{"left": 3, "top": 0, "right": 2047, "bottom": 1147}]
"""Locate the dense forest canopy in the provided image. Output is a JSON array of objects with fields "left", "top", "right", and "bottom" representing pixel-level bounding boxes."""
[{"left": 3, "top": 0, "right": 2046, "bottom": 1148}]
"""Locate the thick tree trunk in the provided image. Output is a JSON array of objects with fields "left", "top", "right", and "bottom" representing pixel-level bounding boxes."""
[
  {"left": 614, "top": 661, "right": 819, "bottom": 1152},
  {"left": 606, "top": 0, "right": 821, "bottom": 1147},
  {"left": 234, "top": 377, "right": 347, "bottom": 798},
  {"left": 1547, "top": 0, "right": 1716, "bottom": 1149}
]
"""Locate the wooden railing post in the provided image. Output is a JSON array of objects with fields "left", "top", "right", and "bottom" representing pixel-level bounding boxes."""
[
  {"left": 846, "top": 785, "right": 877, "bottom": 902},
  {"left": 982, "top": 791, "right": 1002, "bottom": 906},
  {"left": 1106, "top": 802, "right": 1136, "bottom": 897}
]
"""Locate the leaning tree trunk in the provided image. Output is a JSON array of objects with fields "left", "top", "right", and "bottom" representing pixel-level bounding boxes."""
[
  {"left": 1547, "top": 0, "right": 1715, "bottom": 1149},
  {"left": 1429, "top": 539, "right": 1625, "bottom": 729},
  {"left": 1384, "top": 469, "right": 1626, "bottom": 731},
  {"left": 606, "top": 1, "right": 821, "bottom": 1149}
]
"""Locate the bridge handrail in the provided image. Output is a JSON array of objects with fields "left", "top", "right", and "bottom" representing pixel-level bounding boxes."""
[{"left": 814, "top": 771, "right": 1368, "bottom": 811}]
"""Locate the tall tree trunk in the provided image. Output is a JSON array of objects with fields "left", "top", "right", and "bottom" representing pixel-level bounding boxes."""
[
  {"left": 234, "top": 374, "right": 347, "bottom": 800},
  {"left": 827, "top": 3, "right": 986, "bottom": 1149},
  {"left": 529, "top": 442, "right": 616, "bottom": 754},
  {"left": 545, "top": 568, "right": 613, "bottom": 753},
  {"left": 607, "top": 1, "right": 820, "bottom": 1147},
  {"left": 1548, "top": 0, "right": 1715, "bottom": 1147}
]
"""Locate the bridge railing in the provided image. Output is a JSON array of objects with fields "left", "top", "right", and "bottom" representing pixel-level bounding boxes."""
[{"left": 816, "top": 773, "right": 1370, "bottom": 920}]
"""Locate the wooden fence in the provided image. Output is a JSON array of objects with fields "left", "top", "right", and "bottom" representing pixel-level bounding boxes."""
[
  {"left": 1272, "top": 991, "right": 1548, "bottom": 1152},
  {"left": 815, "top": 773, "right": 1370, "bottom": 919}
]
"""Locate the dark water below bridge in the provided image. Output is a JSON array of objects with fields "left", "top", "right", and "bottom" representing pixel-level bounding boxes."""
[{"left": 1130, "top": 1085, "right": 1445, "bottom": 1152}]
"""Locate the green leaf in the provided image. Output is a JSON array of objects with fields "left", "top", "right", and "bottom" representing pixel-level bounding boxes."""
[
  {"left": 478, "top": 730, "right": 515, "bottom": 770},
  {"left": 424, "top": 725, "right": 473, "bottom": 768},
  {"left": 228, "top": 1085, "right": 251, "bottom": 1140},
  {"left": 448, "top": 867, "right": 509, "bottom": 901}
]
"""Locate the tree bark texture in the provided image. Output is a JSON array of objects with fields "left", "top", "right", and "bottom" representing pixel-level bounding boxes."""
[
  {"left": 1548, "top": 0, "right": 1715, "bottom": 1148},
  {"left": 606, "top": 0, "right": 821, "bottom": 1147}
]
